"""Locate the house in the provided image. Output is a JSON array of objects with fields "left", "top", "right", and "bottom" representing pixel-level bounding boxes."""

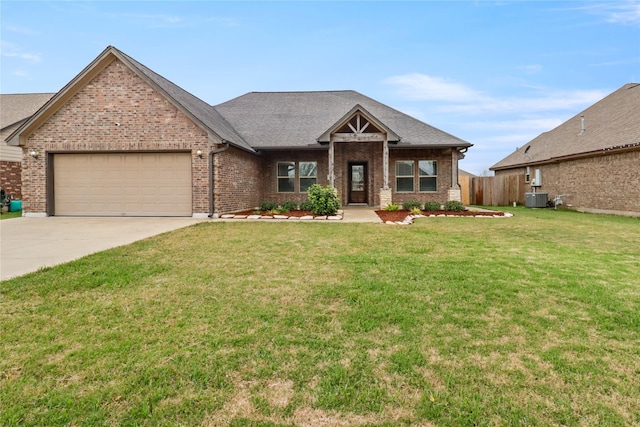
[
  {"left": 1, "top": 93, "right": 55, "bottom": 200},
  {"left": 6, "top": 46, "right": 472, "bottom": 217},
  {"left": 491, "top": 83, "right": 640, "bottom": 217}
]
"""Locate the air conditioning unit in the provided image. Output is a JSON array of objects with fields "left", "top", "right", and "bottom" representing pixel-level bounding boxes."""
[{"left": 525, "top": 192, "right": 548, "bottom": 208}]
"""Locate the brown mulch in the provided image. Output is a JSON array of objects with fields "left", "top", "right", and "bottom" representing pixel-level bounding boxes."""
[{"left": 375, "top": 209, "right": 505, "bottom": 222}]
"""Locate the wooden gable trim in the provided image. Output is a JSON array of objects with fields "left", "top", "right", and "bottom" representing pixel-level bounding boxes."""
[{"left": 317, "top": 104, "right": 401, "bottom": 143}]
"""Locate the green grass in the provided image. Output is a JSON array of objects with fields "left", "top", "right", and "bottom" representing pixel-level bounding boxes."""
[
  {"left": 1, "top": 207, "right": 639, "bottom": 426},
  {"left": 0, "top": 210, "right": 21, "bottom": 220}
]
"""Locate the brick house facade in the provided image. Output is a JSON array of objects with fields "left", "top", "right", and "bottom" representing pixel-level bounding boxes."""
[
  {"left": 7, "top": 46, "right": 472, "bottom": 217},
  {"left": 491, "top": 84, "right": 640, "bottom": 217}
]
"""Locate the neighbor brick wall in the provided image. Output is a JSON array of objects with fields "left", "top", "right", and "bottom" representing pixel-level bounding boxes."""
[
  {"left": 495, "top": 149, "right": 640, "bottom": 214},
  {"left": 213, "top": 146, "right": 263, "bottom": 214},
  {"left": 0, "top": 161, "right": 22, "bottom": 200},
  {"left": 389, "top": 148, "right": 452, "bottom": 206},
  {"left": 22, "top": 58, "right": 210, "bottom": 215}
]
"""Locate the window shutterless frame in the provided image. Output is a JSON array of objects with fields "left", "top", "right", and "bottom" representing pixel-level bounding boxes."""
[
  {"left": 395, "top": 160, "right": 414, "bottom": 192},
  {"left": 277, "top": 162, "right": 295, "bottom": 192},
  {"left": 418, "top": 160, "right": 437, "bottom": 192}
]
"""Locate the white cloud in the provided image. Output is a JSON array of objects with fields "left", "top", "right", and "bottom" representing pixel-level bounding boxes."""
[
  {"left": 0, "top": 41, "right": 42, "bottom": 63},
  {"left": 4, "top": 25, "right": 39, "bottom": 35},
  {"left": 517, "top": 64, "right": 542, "bottom": 75},
  {"left": 563, "top": 1, "right": 640, "bottom": 26},
  {"left": 382, "top": 73, "right": 482, "bottom": 102}
]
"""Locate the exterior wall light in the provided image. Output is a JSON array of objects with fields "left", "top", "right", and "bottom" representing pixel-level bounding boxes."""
[
  {"left": 29, "top": 150, "right": 39, "bottom": 159},
  {"left": 196, "top": 149, "right": 203, "bottom": 158}
]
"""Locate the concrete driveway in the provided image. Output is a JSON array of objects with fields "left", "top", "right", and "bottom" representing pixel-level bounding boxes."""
[{"left": 0, "top": 217, "right": 203, "bottom": 281}]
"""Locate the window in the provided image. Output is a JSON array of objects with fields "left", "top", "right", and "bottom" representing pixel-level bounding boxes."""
[
  {"left": 419, "top": 160, "right": 437, "bottom": 192},
  {"left": 299, "top": 161, "right": 317, "bottom": 192},
  {"left": 525, "top": 166, "right": 531, "bottom": 183},
  {"left": 396, "top": 160, "right": 414, "bottom": 192},
  {"left": 277, "top": 162, "right": 295, "bottom": 192},
  {"left": 277, "top": 161, "right": 318, "bottom": 192}
]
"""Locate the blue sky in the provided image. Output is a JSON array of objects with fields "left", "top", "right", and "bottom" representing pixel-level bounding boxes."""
[{"left": 2, "top": 1, "right": 638, "bottom": 175}]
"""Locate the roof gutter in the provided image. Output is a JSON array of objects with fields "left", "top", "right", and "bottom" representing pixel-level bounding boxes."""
[{"left": 208, "top": 141, "right": 230, "bottom": 218}]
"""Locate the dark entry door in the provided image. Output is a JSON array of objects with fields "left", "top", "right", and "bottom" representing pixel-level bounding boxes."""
[{"left": 348, "top": 162, "right": 368, "bottom": 204}]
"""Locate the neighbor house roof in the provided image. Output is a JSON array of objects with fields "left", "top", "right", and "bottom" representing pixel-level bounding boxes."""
[
  {"left": 1, "top": 93, "right": 55, "bottom": 131},
  {"left": 213, "top": 90, "right": 472, "bottom": 149},
  {"left": 491, "top": 83, "right": 640, "bottom": 170}
]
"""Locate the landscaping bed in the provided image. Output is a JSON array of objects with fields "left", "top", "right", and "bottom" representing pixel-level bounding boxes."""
[{"left": 376, "top": 209, "right": 506, "bottom": 222}]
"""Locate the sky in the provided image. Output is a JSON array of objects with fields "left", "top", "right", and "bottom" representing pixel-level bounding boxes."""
[{"left": 1, "top": 1, "right": 639, "bottom": 175}]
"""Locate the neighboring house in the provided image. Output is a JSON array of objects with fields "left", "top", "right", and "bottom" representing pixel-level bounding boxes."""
[
  {"left": 6, "top": 46, "right": 471, "bottom": 217},
  {"left": 1, "top": 93, "right": 55, "bottom": 199},
  {"left": 491, "top": 83, "right": 640, "bottom": 217}
]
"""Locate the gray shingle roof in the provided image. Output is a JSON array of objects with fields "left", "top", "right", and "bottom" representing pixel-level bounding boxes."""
[
  {"left": 213, "top": 91, "right": 471, "bottom": 149},
  {"left": 491, "top": 83, "right": 640, "bottom": 170},
  {"left": 1, "top": 93, "right": 55, "bottom": 130}
]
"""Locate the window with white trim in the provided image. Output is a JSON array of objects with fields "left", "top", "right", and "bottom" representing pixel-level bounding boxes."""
[
  {"left": 525, "top": 166, "right": 531, "bottom": 183},
  {"left": 396, "top": 160, "right": 414, "bottom": 192},
  {"left": 418, "top": 160, "right": 437, "bottom": 192},
  {"left": 277, "top": 161, "right": 318, "bottom": 193}
]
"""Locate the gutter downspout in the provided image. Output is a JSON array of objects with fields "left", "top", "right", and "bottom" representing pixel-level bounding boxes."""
[{"left": 208, "top": 141, "right": 230, "bottom": 218}]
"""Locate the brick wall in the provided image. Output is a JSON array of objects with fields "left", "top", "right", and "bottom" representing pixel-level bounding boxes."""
[
  {"left": 335, "top": 141, "right": 383, "bottom": 206},
  {"left": 0, "top": 161, "right": 22, "bottom": 200},
  {"left": 495, "top": 149, "right": 640, "bottom": 215},
  {"left": 389, "top": 148, "right": 452, "bottom": 206},
  {"left": 23, "top": 59, "right": 210, "bottom": 215},
  {"left": 259, "top": 150, "right": 329, "bottom": 206},
  {"left": 213, "top": 146, "right": 263, "bottom": 214}
]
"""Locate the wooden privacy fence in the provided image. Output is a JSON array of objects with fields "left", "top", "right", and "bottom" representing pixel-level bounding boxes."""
[{"left": 469, "top": 175, "right": 526, "bottom": 206}]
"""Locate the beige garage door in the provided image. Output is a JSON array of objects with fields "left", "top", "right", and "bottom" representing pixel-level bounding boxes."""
[{"left": 53, "top": 153, "right": 192, "bottom": 216}]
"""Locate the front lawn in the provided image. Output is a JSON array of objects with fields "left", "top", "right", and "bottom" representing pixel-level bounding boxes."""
[
  {"left": 0, "top": 210, "right": 21, "bottom": 220},
  {"left": 1, "top": 208, "right": 639, "bottom": 426}
]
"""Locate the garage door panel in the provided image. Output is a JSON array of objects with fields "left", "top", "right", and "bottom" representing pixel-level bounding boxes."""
[{"left": 54, "top": 153, "right": 192, "bottom": 216}]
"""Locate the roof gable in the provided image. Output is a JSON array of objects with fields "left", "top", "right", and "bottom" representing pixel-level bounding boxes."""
[
  {"left": 492, "top": 83, "right": 640, "bottom": 170},
  {"left": 214, "top": 90, "right": 471, "bottom": 149},
  {"left": 317, "top": 104, "right": 401, "bottom": 143},
  {"left": 6, "top": 46, "right": 254, "bottom": 153}
]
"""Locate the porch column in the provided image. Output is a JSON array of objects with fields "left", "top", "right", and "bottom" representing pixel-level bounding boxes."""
[
  {"left": 448, "top": 148, "right": 462, "bottom": 202},
  {"left": 382, "top": 138, "right": 389, "bottom": 189},
  {"left": 328, "top": 140, "right": 335, "bottom": 187}
]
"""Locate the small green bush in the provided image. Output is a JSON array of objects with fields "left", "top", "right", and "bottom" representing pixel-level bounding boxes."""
[
  {"left": 444, "top": 200, "right": 466, "bottom": 212},
  {"left": 424, "top": 201, "right": 442, "bottom": 212},
  {"left": 280, "top": 200, "right": 298, "bottom": 212},
  {"left": 385, "top": 204, "right": 400, "bottom": 211},
  {"left": 259, "top": 201, "right": 279, "bottom": 211},
  {"left": 299, "top": 199, "right": 314, "bottom": 211},
  {"left": 307, "top": 184, "right": 340, "bottom": 215},
  {"left": 410, "top": 207, "right": 422, "bottom": 215},
  {"left": 402, "top": 200, "right": 422, "bottom": 211}
]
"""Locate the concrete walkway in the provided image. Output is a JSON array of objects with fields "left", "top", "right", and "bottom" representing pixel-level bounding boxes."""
[
  {"left": 341, "top": 206, "right": 383, "bottom": 223},
  {"left": 0, "top": 217, "right": 202, "bottom": 281}
]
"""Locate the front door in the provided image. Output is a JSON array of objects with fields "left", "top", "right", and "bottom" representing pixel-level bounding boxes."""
[{"left": 348, "top": 162, "right": 368, "bottom": 204}]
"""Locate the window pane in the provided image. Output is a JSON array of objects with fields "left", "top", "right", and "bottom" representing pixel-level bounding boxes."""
[
  {"left": 420, "top": 177, "right": 437, "bottom": 192},
  {"left": 300, "top": 162, "right": 317, "bottom": 177},
  {"left": 418, "top": 160, "right": 437, "bottom": 176},
  {"left": 277, "top": 162, "right": 295, "bottom": 177},
  {"left": 300, "top": 177, "right": 316, "bottom": 192},
  {"left": 278, "top": 177, "right": 295, "bottom": 192},
  {"left": 396, "top": 160, "right": 414, "bottom": 177},
  {"left": 396, "top": 177, "right": 414, "bottom": 192}
]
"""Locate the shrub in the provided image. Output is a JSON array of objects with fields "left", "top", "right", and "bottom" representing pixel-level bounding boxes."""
[
  {"left": 307, "top": 184, "right": 340, "bottom": 215},
  {"left": 299, "top": 199, "right": 314, "bottom": 211},
  {"left": 259, "top": 201, "right": 279, "bottom": 211},
  {"left": 424, "top": 201, "right": 442, "bottom": 212},
  {"left": 385, "top": 203, "right": 400, "bottom": 211},
  {"left": 410, "top": 207, "right": 422, "bottom": 215},
  {"left": 280, "top": 200, "right": 298, "bottom": 212},
  {"left": 444, "top": 200, "right": 466, "bottom": 212},
  {"left": 402, "top": 200, "right": 422, "bottom": 211}
]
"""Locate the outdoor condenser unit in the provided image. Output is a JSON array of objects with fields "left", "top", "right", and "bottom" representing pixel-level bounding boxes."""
[{"left": 525, "top": 192, "right": 548, "bottom": 208}]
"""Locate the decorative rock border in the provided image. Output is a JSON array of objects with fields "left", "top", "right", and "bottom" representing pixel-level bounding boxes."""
[
  {"left": 219, "top": 210, "right": 344, "bottom": 221},
  {"left": 385, "top": 211, "right": 514, "bottom": 225}
]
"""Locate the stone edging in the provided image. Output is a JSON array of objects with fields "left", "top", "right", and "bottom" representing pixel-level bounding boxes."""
[
  {"left": 385, "top": 212, "right": 514, "bottom": 225},
  {"left": 219, "top": 210, "right": 344, "bottom": 221}
]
